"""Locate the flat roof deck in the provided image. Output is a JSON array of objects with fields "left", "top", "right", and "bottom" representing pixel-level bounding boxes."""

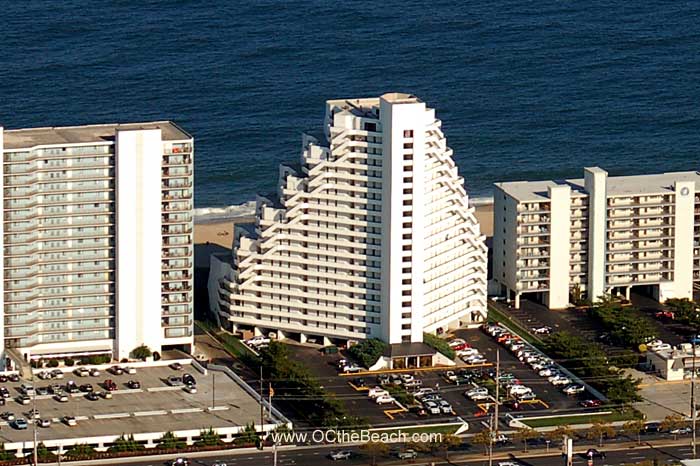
[
  {"left": 3, "top": 121, "right": 191, "bottom": 149},
  {"left": 495, "top": 169, "right": 700, "bottom": 202}
]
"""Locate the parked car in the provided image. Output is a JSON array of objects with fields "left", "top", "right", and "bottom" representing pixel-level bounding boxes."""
[
  {"left": 0, "top": 388, "right": 10, "bottom": 399},
  {"left": 423, "top": 401, "right": 441, "bottom": 415},
  {"left": 516, "top": 392, "right": 537, "bottom": 401},
  {"left": 579, "top": 399, "right": 602, "bottom": 408},
  {"left": 54, "top": 393, "right": 69, "bottom": 403},
  {"left": 448, "top": 338, "right": 466, "bottom": 347},
  {"left": 109, "top": 366, "right": 124, "bottom": 375},
  {"left": 103, "top": 379, "right": 117, "bottom": 391},
  {"left": 9, "top": 374, "right": 20, "bottom": 383},
  {"left": 375, "top": 395, "right": 395, "bottom": 405},
  {"left": 328, "top": 451, "right": 352, "bottom": 461},
  {"left": 89, "top": 368, "right": 101, "bottom": 377},
  {"left": 63, "top": 416, "right": 77, "bottom": 426},
  {"left": 170, "top": 458, "right": 189, "bottom": 466},
  {"left": 126, "top": 380, "right": 141, "bottom": 389},
  {"left": 245, "top": 336, "right": 271, "bottom": 346},
  {"left": 368, "top": 387, "right": 389, "bottom": 399},
  {"left": 563, "top": 384, "right": 585, "bottom": 395},
  {"left": 85, "top": 392, "right": 99, "bottom": 401},
  {"left": 11, "top": 418, "right": 28, "bottom": 430},
  {"left": 125, "top": 367, "right": 137, "bottom": 375},
  {"left": 532, "top": 326, "right": 553, "bottom": 335},
  {"left": 16, "top": 395, "right": 31, "bottom": 405},
  {"left": 182, "top": 373, "right": 196, "bottom": 386},
  {"left": 20, "top": 384, "right": 35, "bottom": 396},
  {"left": 37, "top": 418, "right": 51, "bottom": 428},
  {"left": 551, "top": 377, "right": 573, "bottom": 387},
  {"left": 74, "top": 368, "right": 90, "bottom": 377},
  {"left": 670, "top": 426, "right": 692, "bottom": 435},
  {"left": 655, "top": 311, "right": 675, "bottom": 320},
  {"left": 79, "top": 384, "right": 94, "bottom": 392},
  {"left": 167, "top": 376, "right": 183, "bottom": 386},
  {"left": 100, "top": 390, "right": 113, "bottom": 399},
  {"left": 28, "top": 408, "right": 40, "bottom": 419},
  {"left": 1, "top": 412, "right": 15, "bottom": 421},
  {"left": 50, "top": 370, "right": 64, "bottom": 379},
  {"left": 438, "top": 400, "right": 453, "bottom": 414},
  {"left": 170, "top": 362, "right": 184, "bottom": 371},
  {"left": 184, "top": 385, "right": 197, "bottom": 394}
]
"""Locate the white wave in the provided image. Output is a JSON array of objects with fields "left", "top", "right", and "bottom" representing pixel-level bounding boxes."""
[{"left": 194, "top": 201, "right": 256, "bottom": 223}]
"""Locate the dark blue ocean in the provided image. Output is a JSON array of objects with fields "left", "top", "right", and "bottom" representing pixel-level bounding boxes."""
[{"left": 2, "top": 1, "right": 699, "bottom": 209}]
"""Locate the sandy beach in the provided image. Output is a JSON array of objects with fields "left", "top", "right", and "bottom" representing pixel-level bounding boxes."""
[{"left": 193, "top": 204, "right": 495, "bottom": 249}]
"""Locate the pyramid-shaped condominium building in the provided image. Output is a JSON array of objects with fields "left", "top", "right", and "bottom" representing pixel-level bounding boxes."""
[{"left": 209, "top": 93, "right": 487, "bottom": 359}]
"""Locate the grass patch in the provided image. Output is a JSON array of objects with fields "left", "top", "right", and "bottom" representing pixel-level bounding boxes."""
[
  {"left": 370, "top": 424, "right": 461, "bottom": 436},
  {"left": 195, "top": 320, "right": 259, "bottom": 363},
  {"left": 522, "top": 410, "right": 641, "bottom": 428},
  {"left": 487, "top": 304, "right": 543, "bottom": 346}
]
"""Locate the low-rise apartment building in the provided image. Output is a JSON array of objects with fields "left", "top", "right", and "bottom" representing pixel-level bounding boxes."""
[
  {"left": 0, "top": 122, "right": 194, "bottom": 366},
  {"left": 209, "top": 93, "right": 487, "bottom": 346},
  {"left": 494, "top": 167, "right": 700, "bottom": 308}
]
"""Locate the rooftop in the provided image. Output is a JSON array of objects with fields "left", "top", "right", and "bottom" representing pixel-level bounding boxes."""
[
  {"left": 383, "top": 342, "right": 437, "bottom": 358},
  {"left": 495, "top": 168, "right": 700, "bottom": 202},
  {"left": 2, "top": 121, "right": 191, "bottom": 150}
]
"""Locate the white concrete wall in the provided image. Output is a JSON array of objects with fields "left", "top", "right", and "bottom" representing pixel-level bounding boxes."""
[
  {"left": 380, "top": 96, "right": 428, "bottom": 344},
  {"left": 0, "top": 128, "right": 5, "bottom": 369},
  {"left": 667, "top": 181, "right": 696, "bottom": 301},
  {"left": 584, "top": 167, "right": 608, "bottom": 302},
  {"left": 115, "top": 129, "right": 164, "bottom": 360},
  {"left": 493, "top": 187, "right": 521, "bottom": 294},
  {"left": 547, "top": 185, "right": 572, "bottom": 308}
]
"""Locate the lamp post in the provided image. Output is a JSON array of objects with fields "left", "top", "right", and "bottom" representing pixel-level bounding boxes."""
[{"left": 692, "top": 341, "right": 697, "bottom": 459}]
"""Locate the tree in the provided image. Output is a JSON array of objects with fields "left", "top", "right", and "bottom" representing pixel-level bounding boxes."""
[
  {"left": 605, "top": 375, "right": 642, "bottom": 405},
  {"left": 235, "top": 423, "right": 260, "bottom": 447},
  {"left": 348, "top": 339, "right": 388, "bottom": 368},
  {"left": 545, "top": 425, "right": 574, "bottom": 443},
  {"left": 157, "top": 431, "right": 185, "bottom": 450},
  {"left": 470, "top": 429, "right": 492, "bottom": 455},
  {"left": 65, "top": 443, "right": 96, "bottom": 458},
  {"left": 622, "top": 419, "right": 645, "bottom": 445},
  {"left": 36, "top": 443, "right": 55, "bottom": 461},
  {"left": 587, "top": 421, "right": 615, "bottom": 447},
  {"left": 513, "top": 427, "right": 538, "bottom": 452},
  {"left": 360, "top": 441, "right": 389, "bottom": 466},
  {"left": 435, "top": 434, "right": 462, "bottom": 460},
  {"left": 661, "top": 414, "right": 688, "bottom": 439},
  {"left": 196, "top": 427, "right": 223, "bottom": 447},
  {"left": 108, "top": 434, "right": 143, "bottom": 452},
  {"left": 131, "top": 344, "right": 152, "bottom": 360}
]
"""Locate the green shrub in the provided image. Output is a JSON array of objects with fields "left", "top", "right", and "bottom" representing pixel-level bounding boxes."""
[
  {"left": 64, "top": 358, "right": 75, "bottom": 367},
  {"left": 347, "top": 339, "right": 388, "bottom": 368},
  {"left": 46, "top": 359, "right": 59, "bottom": 368},
  {"left": 131, "top": 345, "right": 152, "bottom": 361},
  {"left": 65, "top": 443, "right": 96, "bottom": 458},
  {"left": 423, "top": 333, "right": 456, "bottom": 360},
  {"left": 157, "top": 431, "right": 185, "bottom": 450}
]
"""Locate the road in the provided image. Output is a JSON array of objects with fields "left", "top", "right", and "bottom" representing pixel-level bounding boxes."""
[{"left": 92, "top": 440, "right": 700, "bottom": 466}]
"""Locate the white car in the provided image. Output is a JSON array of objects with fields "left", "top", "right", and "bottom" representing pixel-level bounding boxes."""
[
  {"left": 74, "top": 368, "right": 89, "bottom": 377},
  {"left": 438, "top": 400, "right": 453, "bottom": 414},
  {"left": 246, "top": 336, "right": 271, "bottom": 346},
  {"left": 423, "top": 401, "right": 441, "bottom": 414},
  {"left": 368, "top": 387, "right": 389, "bottom": 399},
  {"left": 124, "top": 367, "right": 137, "bottom": 375},
  {"left": 375, "top": 395, "right": 395, "bottom": 405},
  {"left": 400, "top": 374, "right": 414, "bottom": 384},
  {"left": 562, "top": 384, "right": 585, "bottom": 395},
  {"left": 539, "top": 368, "right": 556, "bottom": 377},
  {"left": 509, "top": 385, "right": 532, "bottom": 396},
  {"left": 413, "top": 388, "right": 434, "bottom": 398},
  {"left": 448, "top": 338, "right": 466, "bottom": 348},
  {"left": 652, "top": 344, "right": 672, "bottom": 352},
  {"left": 342, "top": 365, "right": 362, "bottom": 374},
  {"left": 466, "top": 387, "right": 488, "bottom": 397},
  {"left": 329, "top": 451, "right": 352, "bottom": 461},
  {"left": 457, "top": 348, "right": 480, "bottom": 357},
  {"left": 551, "top": 377, "right": 573, "bottom": 386},
  {"left": 498, "top": 462, "right": 521, "bottom": 466}
]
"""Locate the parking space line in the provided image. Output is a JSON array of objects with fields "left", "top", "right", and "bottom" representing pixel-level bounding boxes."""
[
  {"left": 134, "top": 410, "right": 168, "bottom": 417},
  {"left": 171, "top": 408, "right": 203, "bottom": 414},
  {"left": 94, "top": 413, "right": 131, "bottom": 419}
]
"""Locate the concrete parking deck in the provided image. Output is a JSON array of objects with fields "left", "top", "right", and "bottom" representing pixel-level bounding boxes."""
[{"left": 0, "top": 365, "right": 265, "bottom": 444}]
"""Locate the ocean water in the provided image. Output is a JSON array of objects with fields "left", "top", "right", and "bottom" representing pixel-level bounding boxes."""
[{"left": 2, "top": 1, "right": 699, "bottom": 211}]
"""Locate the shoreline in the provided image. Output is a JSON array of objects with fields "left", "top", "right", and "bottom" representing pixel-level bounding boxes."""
[{"left": 194, "top": 202, "right": 494, "bottom": 249}]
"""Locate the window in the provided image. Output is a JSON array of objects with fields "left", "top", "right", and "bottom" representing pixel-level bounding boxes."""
[
  {"left": 403, "top": 130, "right": 413, "bottom": 138},
  {"left": 403, "top": 143, "right": 413, "bottom": 149},
  {"left": 364, "top": 122, "right": 377, "bottom": 132}
]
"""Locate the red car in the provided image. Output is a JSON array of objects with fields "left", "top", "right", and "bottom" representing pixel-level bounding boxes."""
[
  {"left": 451, "top": 343, "right": 471, "bottom": 351},
  {"left": 655, "top": 311, "right": 675, "bottom": 320},
  {"left": 579, "top": 399, "right": 602, "bottom": 408},
  {"left": 103, "top": 379, "right": 117, "bottom": 391},
  {"left": 496, "top": 333, "right": 513, "bottom": 343}
]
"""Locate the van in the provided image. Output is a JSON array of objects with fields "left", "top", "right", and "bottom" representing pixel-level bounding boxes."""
[{"left": 20, "top": 384, "right": 34, "bottom": 396}]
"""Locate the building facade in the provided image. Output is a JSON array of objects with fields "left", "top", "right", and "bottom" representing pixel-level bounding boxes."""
[
  {"left": 209, "top": 93, "right": 487, "bottom": 345},
  {"left": 1, "top": 122, "right": 194, "bottom": 366},
  {"left": 494, "top": 167, "right": 700, "bottom": 309}
]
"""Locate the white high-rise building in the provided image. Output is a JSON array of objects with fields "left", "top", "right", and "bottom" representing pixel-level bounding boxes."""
[
  {"left": 0, "top": 122, "right": 194, "bottom": 366},
  {"left": 209, "top": 93, "right": 487, "bottom": 345},
  {"left": 494, "top": 167, "right": 700, "bottom": 309}
]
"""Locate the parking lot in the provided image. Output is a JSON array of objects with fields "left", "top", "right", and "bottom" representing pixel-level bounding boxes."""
[
  {"left": 283, "top": 326, "right": 591, "bottom": 433},
  {"left": 0, "top": 364, "right": 265, "bottom": 444}
]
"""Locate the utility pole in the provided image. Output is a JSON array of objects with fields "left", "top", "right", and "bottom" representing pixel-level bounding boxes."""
[
  {"left": 259, "top": 365, "right": 264, "bottom": 426},
  {"left": 32, "top": 371, "right": 38, "bottom": 466},
  {"left": 212, "top": 371, "right": 216, "bottom": 409},
  {"left": 692, "top": 341, "right": 697, "bottom": 459},
  {"left": 489, "top": 349, "right": 500, "bottom": 466}
]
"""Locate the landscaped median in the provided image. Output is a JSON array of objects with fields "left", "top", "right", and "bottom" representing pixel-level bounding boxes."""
[{"left": 511, "top": 410, "right": 641, "bottom": 429}]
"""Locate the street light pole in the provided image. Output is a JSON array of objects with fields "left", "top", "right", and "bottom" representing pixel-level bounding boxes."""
[
  {"left": 489, "top": 349, "right": 500, "bottom": 466},
  {"left": 32, "top": 371, "right": 38, "bottom": 466},
  {"left": 212, "top": 372, "right": 216, "bottom": 410},
  {"left": 692, "top": 341, "right": 697, "bottom": 459}
]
